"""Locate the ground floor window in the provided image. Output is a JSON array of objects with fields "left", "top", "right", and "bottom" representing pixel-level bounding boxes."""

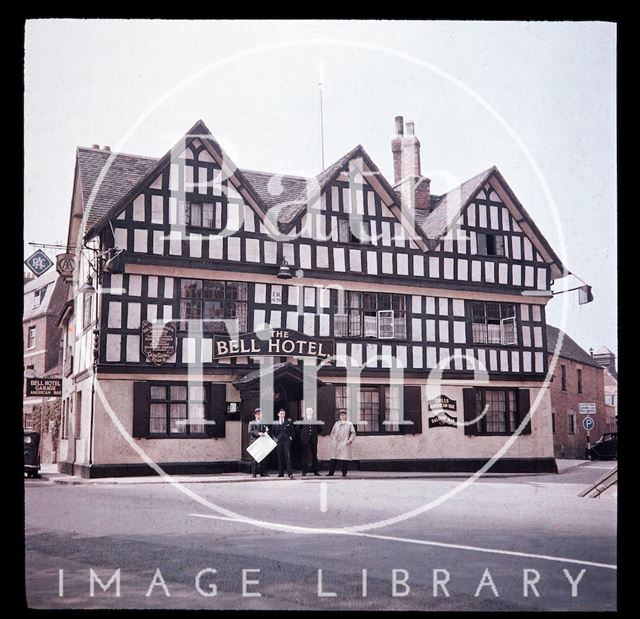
[
  {"left": 60, "top": 399, "right": 69, "bottom": 440},
  {"left": 335, "top": 384, "right": 402, "bottom": 434},
  {"left": 473, "top": 388, "right": 519, "bottom": 435},
  {"left": 149, "top": 384, "right": 207, "bottom": 436},
  {"left": 567, "top": 411, "right": 576, "bottom": 435},
  {"left": 23, "top": 410, "right": 34, "bottom": 430}
]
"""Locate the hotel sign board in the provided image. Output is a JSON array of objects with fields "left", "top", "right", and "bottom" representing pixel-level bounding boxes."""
[
  {"left": 214, "top": 329, "right": 334, "bottom": 360},
  {"left": 26, "top": 378, "right": 62, "bottom": 398}
]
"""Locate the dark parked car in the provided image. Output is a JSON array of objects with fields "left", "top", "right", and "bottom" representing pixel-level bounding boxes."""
[
  {"left": 24, "top": 430, "right": 41, "bottom": 478},
  {"left": 587, "top": 432, "right": 617, "bottom": 461}
]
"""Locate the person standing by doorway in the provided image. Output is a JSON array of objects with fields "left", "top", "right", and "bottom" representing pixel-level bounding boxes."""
[
  {"left": 298, "top": 407, "right": 321, "bottom": 477},
  {"left": 327, "top": 409, "right": 356, "bottom": 477},
  {"left": 248, "top": 408, "right": 270, "bottom": 478},
  {"left": 272, "top": 409, "right": 294, "bottom": 478}
]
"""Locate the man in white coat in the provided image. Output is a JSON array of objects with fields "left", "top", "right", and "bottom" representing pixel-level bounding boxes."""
[{"left": 326, "top": 409, "right": 357, "bottom": 477}]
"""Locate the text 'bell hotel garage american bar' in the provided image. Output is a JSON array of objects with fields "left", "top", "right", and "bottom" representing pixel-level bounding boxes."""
[{"left": 56, "top": 116, "right": 570, "bottom": 478}]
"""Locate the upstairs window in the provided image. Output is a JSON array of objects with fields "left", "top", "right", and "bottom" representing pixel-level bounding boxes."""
[
  {"left": 334, "top": 291, "right": 407, "bottom": 340},
  {"left": 179, "top": 201, "right": 220, "bottom": 229},
  {"left": 477, "top": 233, "right": 505, "bottom": 257},
  {"left": 577, "top": 369, "right": 583, "bottom": 394},
  {"left": 471, "top": 302, "right": 517, "bottom": 345},
  {"left": 179, "top": 279, "right": 247, "bottom": 333},
  {"left": 33, "top": 284, "right": 49, "bottom": 309},
  {"left": 27, "top": 326, "right": 36, "bottom": 350},
  {"left": 561, "top": 365, "right": 567, "bottom": 391},
  {"left": 337, "top": 218, "right": 369, "bottom": 244},
  {"left": 82, "top": 293, "right": 93, "bottom": 331}
]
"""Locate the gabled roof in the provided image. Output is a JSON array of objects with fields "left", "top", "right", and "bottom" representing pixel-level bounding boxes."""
[
  {"left": 594, "top": 346, "right": 615, "bottom": 356},
  {"left": 420, "top": 167, "right": 495, "bottom": 240},
  {"left": 546, "top": 325, "right": 603, "bottom": 369},
  {"left": 419, "top": 166, "right": 566, "bottom": 277},
  {"left": 76, "top": 119, "right": 565, "bottom": 279},
  {"left": 83, "top": 120, "right": 274, "bottom": 240},
  {"left": 274, "top": 144, "right": 403, "bottom": 232},
  {"left": 79, "top": 148, "right": 157, "bottom": 229},
  {"left": 23, "top": 271, "right": 65, "bottom": 321}
]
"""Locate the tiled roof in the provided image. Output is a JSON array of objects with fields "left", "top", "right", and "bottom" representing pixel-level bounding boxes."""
[
  {"left": 275, "top": 145, "right": 364, "bottom": 227},
  {"left": 594, "top": 346, "right": 615, "bottom": 356},
  {"left": 78, "top": 149, "right": 311, "bottom": 229},
  {"left": 75, "top": 128, "right": 563, "bottom": 278},
  {"left": 23, "top": 270, "right": 62, "bottom": 321},
  {"left": 78, "top": 148, "right": 158, "bottom": 228},
  {"left": 240, "top": 169, "right": 310, "bottom": 223},
  {"left": 420, "top": 167, "right": 495, "bottom": 241},
  {"left": 546, "top": 325, "right": 602, "bottom": 369}
]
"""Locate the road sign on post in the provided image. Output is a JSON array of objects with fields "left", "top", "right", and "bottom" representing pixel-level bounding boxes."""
[{"left": 582, "top": 416, "right": 594, "bottom": 432}]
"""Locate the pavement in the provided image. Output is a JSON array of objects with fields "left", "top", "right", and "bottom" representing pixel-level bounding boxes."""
[{"left": 31, "top": 459, "right": 593, "bottom": 486}]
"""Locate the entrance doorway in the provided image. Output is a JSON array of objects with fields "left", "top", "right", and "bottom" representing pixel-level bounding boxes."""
[{"left": 234, "top": 362, "right": 325, "bottom": 471}]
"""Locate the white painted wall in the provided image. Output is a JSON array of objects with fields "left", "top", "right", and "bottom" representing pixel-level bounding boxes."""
[{"left": 90, "top": 378, "right": 242, "bottom": 465}]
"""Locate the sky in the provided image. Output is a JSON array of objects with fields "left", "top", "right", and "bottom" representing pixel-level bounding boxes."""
[{"left": 24, "top": 19, "right": 617, "bottom": 356}]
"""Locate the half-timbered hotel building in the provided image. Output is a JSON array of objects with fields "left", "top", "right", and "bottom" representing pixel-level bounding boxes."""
[{"left": 57, "top": 117, "right": 567, "bottom": 477}]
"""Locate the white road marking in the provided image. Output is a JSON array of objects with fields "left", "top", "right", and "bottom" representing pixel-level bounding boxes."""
[
  {"left": 188, "top": 513, "right": 616, "bottom": 570},
  {"left": 585, "top": 465, "right": 617, "bottom": 470},
  {"left": 320, "top": 482, "right": 328, "bottom": 513}
]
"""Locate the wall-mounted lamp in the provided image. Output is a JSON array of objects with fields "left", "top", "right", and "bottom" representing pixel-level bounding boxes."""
[
  {"left": 277, "top": 257, "right": 293, "bottom": 280},
  {"left": 78, "top": 275, "right": 96, "bottom": 295}
]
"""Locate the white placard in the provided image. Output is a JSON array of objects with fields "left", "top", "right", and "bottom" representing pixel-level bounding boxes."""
[{"left": 246, "top": 434, "right": 277, "bottom": 463}]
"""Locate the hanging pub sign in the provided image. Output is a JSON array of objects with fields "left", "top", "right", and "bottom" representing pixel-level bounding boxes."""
[
  {"left": 214, "top": 329, "right": 334, "bottom": 360},
  {"left": 26, "top": 378, "right": 62, "bottom": 398},
  {"left": 55, "top": 253, "right": 75, "bottom": 281},
  {"left": 141, "top": 320, "right": 177, "bottom": 365},
  {"left": 428, "top": 394, "right": 458, "bottom": 428}
]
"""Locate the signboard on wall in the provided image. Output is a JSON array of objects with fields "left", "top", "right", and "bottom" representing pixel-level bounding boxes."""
[
  {"left": 141, "top": 320, "right": 177, "bottom": 365},
  {"left": 579, "top": 403, "right": 597, "bottom": 415},
  {"left": 428, "top": 395, "right": 457, "bottom": 412},
  {"left": 427, "top": 395, "right": 458, "bottom": 428},
  {"left": 428, "top": 394, "right": 458, "bottom": 428},
  {"left": 25, "top": 378, "right": 62, "bottom": 398},
  {"left": 214, "top": 329, "right": 334, "bottom": 360}
]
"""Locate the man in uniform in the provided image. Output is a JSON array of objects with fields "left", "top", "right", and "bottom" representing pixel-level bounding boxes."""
[
  {"left": 272, "top": 408, "right": 294, "bottom": 478},
  {"left": 297, "top": 407, "right": 321, "bottom": 476}
]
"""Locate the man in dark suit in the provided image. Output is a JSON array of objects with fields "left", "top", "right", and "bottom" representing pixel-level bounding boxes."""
[
  {"left": 297, "top": 407, "right": 321, "bottom": 476},
  {"left": 248, "top": 408, "right": 270, "bottom": 478},
  {"left": 272, "top": 409, "right": 294, "bottom": 478}
]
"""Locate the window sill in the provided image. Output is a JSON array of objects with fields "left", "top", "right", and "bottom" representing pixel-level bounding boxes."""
[{"left": 147, "top": 434, "right": 209, "bottom": 439}]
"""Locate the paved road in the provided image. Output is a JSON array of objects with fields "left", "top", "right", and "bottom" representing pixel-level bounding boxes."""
[{"left": 25, "top": 461, "right": 616, "bottom": 610}]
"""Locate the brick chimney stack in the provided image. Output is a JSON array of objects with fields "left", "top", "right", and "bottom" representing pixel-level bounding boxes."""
[
  {"left": 391, "top": 117, "right": 431, "bottom": 210},
  {"left": 391, "top": 116, "right": 404, "bottom": 185}
]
